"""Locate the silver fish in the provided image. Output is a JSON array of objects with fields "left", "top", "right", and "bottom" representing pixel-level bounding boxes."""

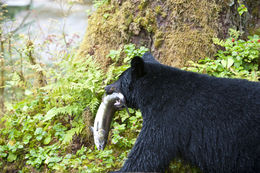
[{"left": 91, "top": 92, "right": 125, "bottom": 150}]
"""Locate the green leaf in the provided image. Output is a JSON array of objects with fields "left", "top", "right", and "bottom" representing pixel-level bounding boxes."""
[
  {"left": 35, "top": 128, "right": 43, "bottom": 135},
  {"left": 0, "top": 152, "right": 7, "bottom": 157},
  {"left": 103, "top": 13, "right": 109, "bottom": 19},
  {"left": 7, "top": 153, "right": 17, "bottom": 162},
  {"left": 44, "top": 108, "right": 58, "bottom": 122},
  {"left": 18, "top": 144, "right": 23, "bottom": 149},
  {"left": 62, "top": 128, "right": 77, "bottom": 145},
  {"left": 25, "top": 90, "right": 33, "bottom": 96},
  {"left": 221, "top": 59, "right": 227, "bottom": 67},
  {"left": 227, "top": 57, "right": 234, "bottom": 68},
  {"left": 36, "top": 135, "right": 43, "bottom": 141},
  {"left": 0, "top": 146, "right": 8, "bottom": 157},
  {"left": 44, "top": 134, "right": 52, "bottom": 145},
  {"left": 237, "top": 4, "right": 248, "bottom": 16},
  {"left": 23, "top": 135, "right": 32, "bottom": 144}
]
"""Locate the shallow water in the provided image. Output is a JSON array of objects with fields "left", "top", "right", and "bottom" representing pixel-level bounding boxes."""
[
  {"left": 5, "top": 0, "right": 93, "bottom": 63},
  {"left": 9, "top": 0, "right": 93, "bottom": 37}
]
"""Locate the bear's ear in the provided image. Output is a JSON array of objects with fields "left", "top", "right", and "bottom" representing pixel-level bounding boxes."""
[
  {"left": 131, "top": 56, "right": 145, "bottom": 80},
  {"left": 142, "top": 52, "right": 159, "bottom": 63}
]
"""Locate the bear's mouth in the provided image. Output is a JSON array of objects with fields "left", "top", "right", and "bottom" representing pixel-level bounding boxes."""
[{"left": 114, "top": 97, "right": 125, "bottom": 109}]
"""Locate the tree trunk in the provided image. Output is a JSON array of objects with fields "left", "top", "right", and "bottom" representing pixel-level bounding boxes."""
[{"left": 78, "top": 0, "right": 259, "bottom": 69}]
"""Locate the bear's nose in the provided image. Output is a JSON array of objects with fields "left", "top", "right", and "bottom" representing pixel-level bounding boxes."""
[{"left": 105, "top": 85, "right": 114, "bottom": 94}]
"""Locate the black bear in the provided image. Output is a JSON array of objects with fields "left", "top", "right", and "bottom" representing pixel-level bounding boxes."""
[{"left": 105, "top": 53, "right": 260, "bottom": 173}]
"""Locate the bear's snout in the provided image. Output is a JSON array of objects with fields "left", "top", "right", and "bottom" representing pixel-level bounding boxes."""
[
  {"left": 105, "top": 82, "right": 119, "bottom": 94},
  {"left": 105, "top": 85, "right": 114, "bottom": 94}
]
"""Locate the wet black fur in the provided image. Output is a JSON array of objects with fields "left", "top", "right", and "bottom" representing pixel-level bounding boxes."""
[{"left": 106, "top": 53, "right": 260, "bottom": 173}]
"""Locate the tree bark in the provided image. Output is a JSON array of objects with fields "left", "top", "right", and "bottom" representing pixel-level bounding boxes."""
[{"left": 78, "top": 0, "right": 259, "bottom": 69}]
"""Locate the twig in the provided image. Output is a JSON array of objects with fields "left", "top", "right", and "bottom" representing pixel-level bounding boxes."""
[
  {"left": 0, "top": 28, "right": 5, "bottom": 115},
  {"left": 10, "top": 0, "right": 33, "bottom": 35}
]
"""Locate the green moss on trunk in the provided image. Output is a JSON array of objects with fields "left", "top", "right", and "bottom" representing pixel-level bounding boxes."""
[{"left": 79, "top": 0, "right": 258, "bottom": 70}]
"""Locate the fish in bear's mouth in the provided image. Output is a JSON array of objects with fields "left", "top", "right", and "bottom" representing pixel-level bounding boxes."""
[{"left": 91, "top": 92, "right": 126, "bottom": 150}]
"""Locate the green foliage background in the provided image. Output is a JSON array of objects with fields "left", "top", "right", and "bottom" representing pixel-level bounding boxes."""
[
  {"left": 185, "top": 29, "right": 259, "bottom": 81},
  {"left": 0, "top": 42, "right": 148, "bottom": 172}
]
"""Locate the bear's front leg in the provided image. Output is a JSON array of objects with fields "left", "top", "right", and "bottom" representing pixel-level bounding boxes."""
[{"left": 115, "top": 126, "right": 172, "bottom": 172}]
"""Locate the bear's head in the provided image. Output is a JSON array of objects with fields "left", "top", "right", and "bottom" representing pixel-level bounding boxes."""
[{"left": 105, "top": 52, "right": 158, "bottom": 109}]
